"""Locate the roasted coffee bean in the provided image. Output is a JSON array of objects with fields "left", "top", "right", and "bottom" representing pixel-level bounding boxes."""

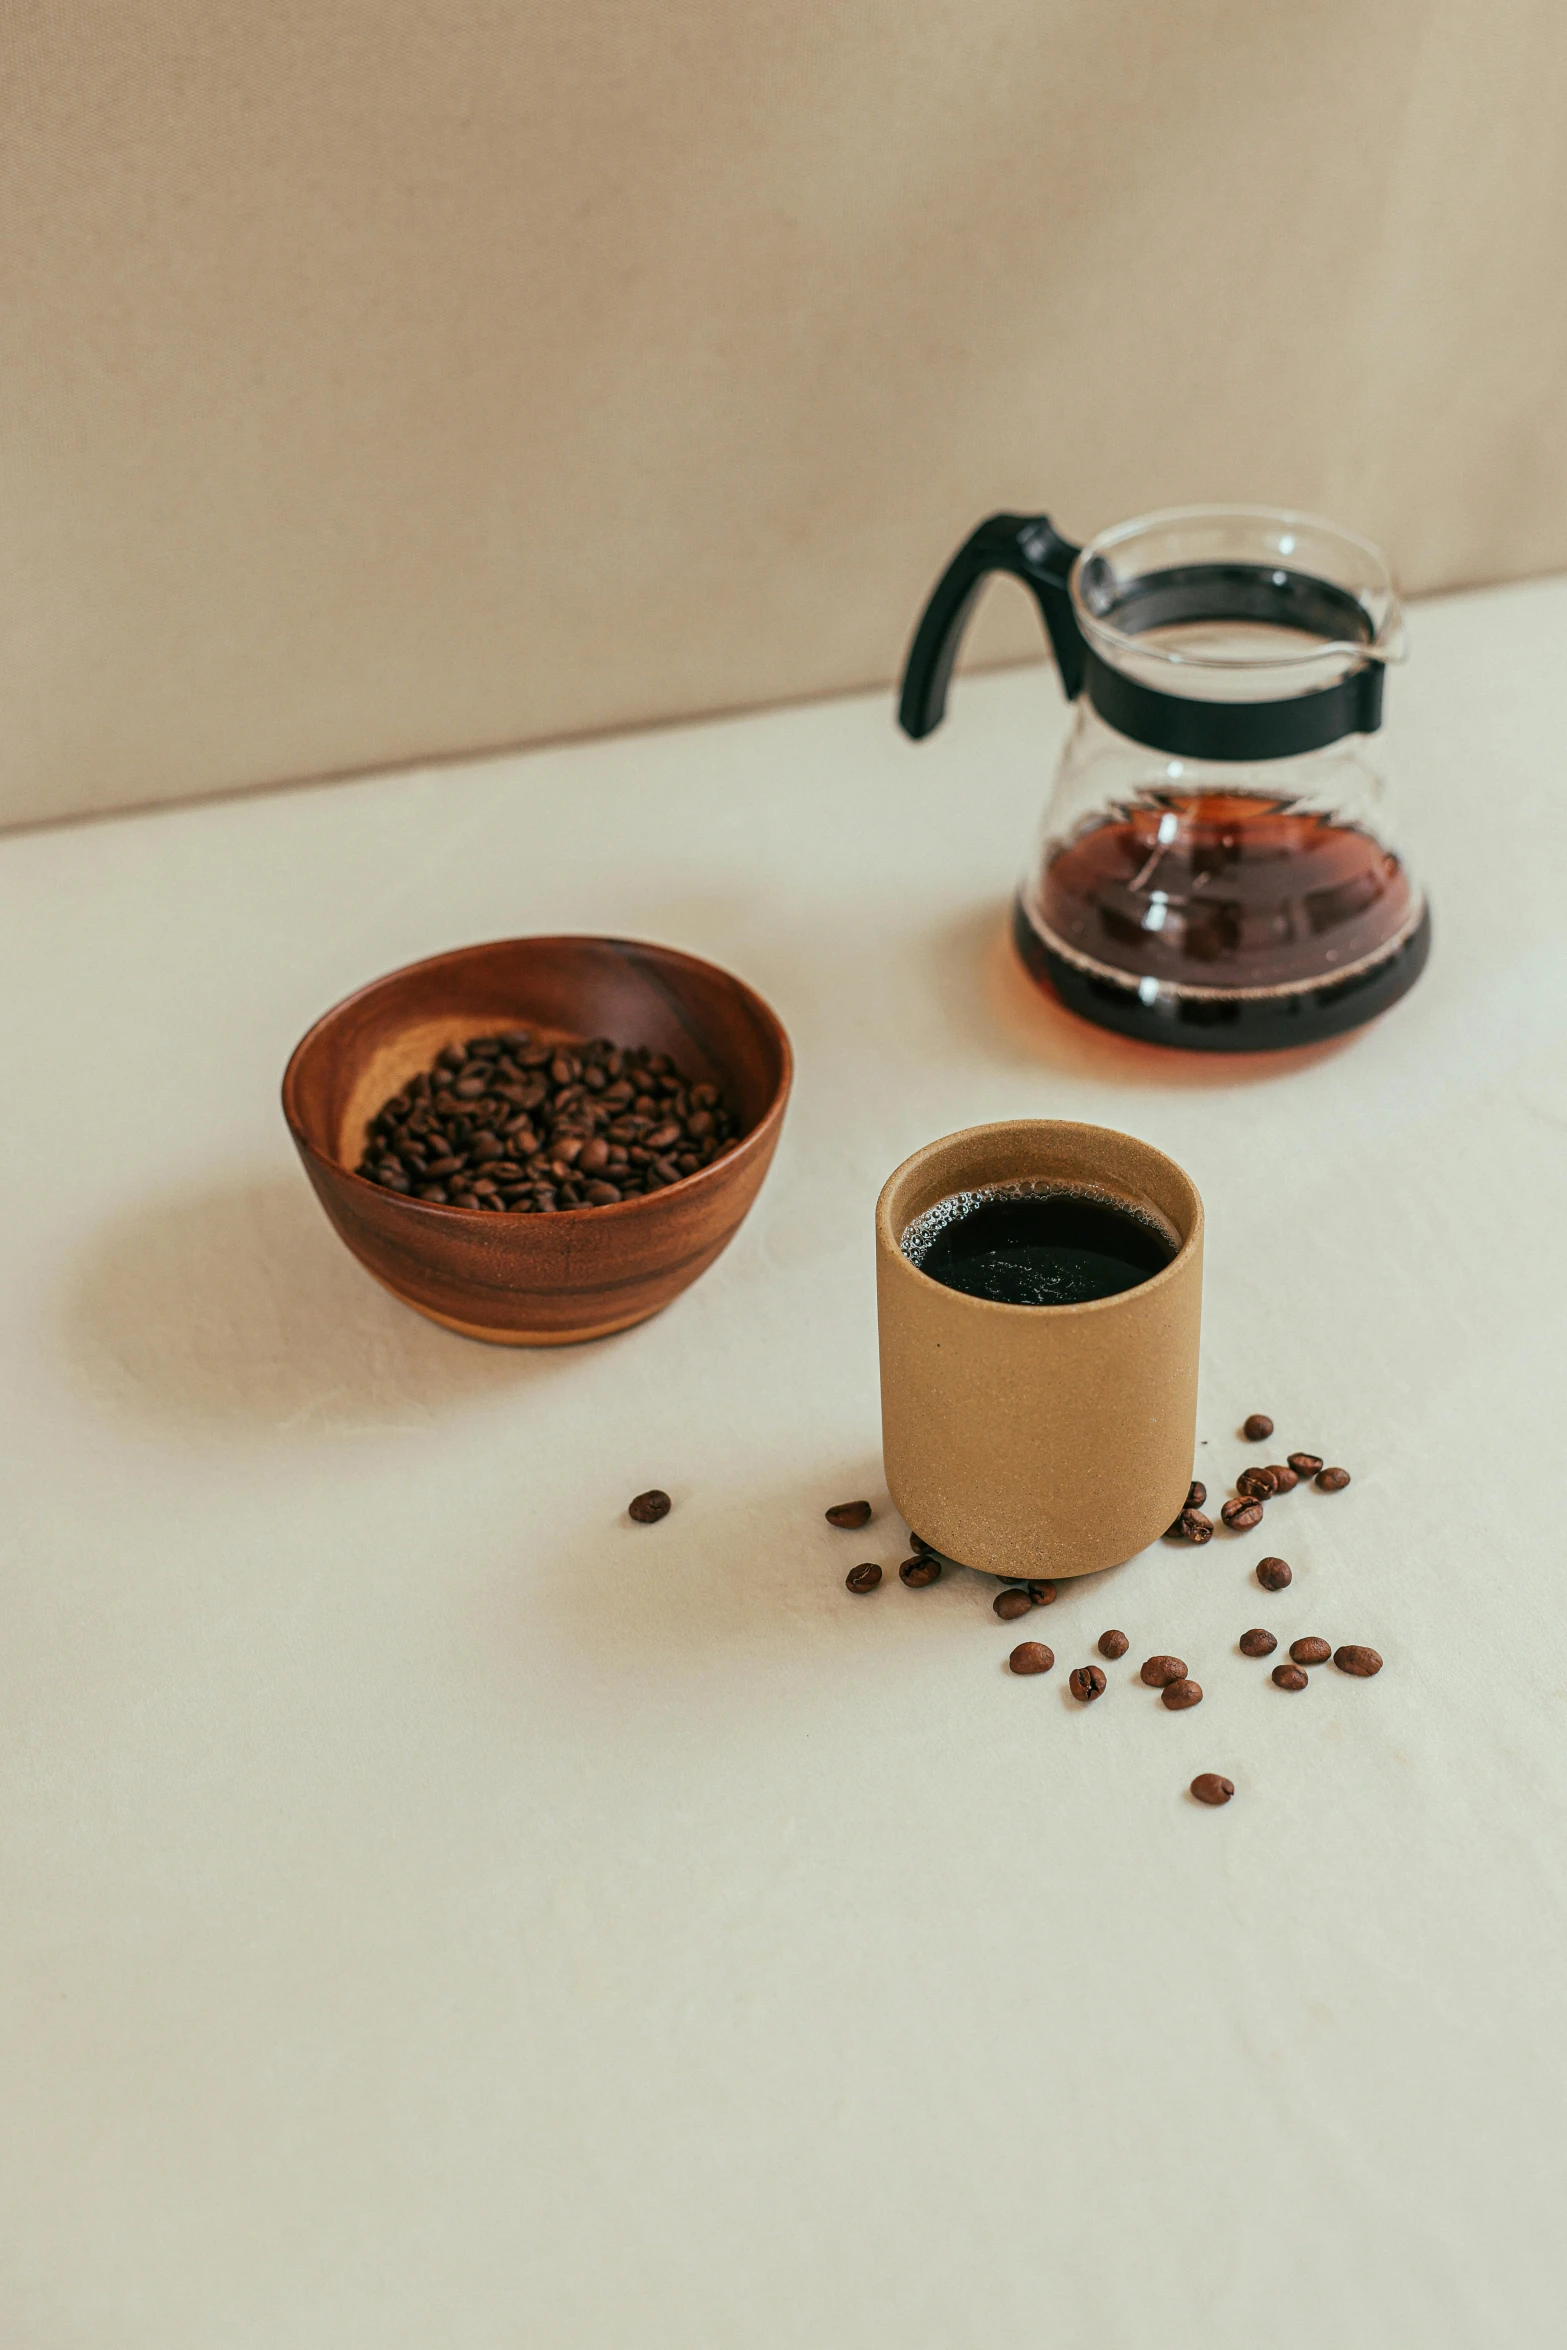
[
  {"left": 358, "top": 1029, "right": 738, "bottom": 1214},
  {"left": 1098, "top": 1629, "right": 1130, "bottom": 1660},
  {"left": 1186, "top": 1480, "right": 1207, "bottom": 1509},
  {"left": 1236, "top": 1466, "right": 1277, "bottom": 1501},
  {"left": 1316, "top": 1466, "right": 1352, "bottom": 1491},
  {"left": 1272, "top": 1663, "right": 1308, "bottom": 1691},
  {"left": 1010, "top": 1641, "right": 1055, "bottom": 1675},
  {"left": 1162, "top": 1678, "right": 1202, "bottom": 1710},
  {"left": 1069, "top": 1665, "right": 1107, "bottom": 1702},
  {"left": 907, "top": 1531, "right": 934, "bottom": 1555},
  {"left": 1168, "top": 1508, "right": 1214, "bottom": 1544},
  {"left": 826, "top": 1501, "right": 873, "bottom": 1529},
  {"left": 628, "top": 1488, "right": 671, "bottom": 1523},
  {"left": 1334, "top": 1644, "right": 1383, "bottom": 1677},
  {"left": 1287, "top": 1452, "right": 1324, "bottom": 1478},
  {"left": 845, "top": 1563, "right": 881, "bottom": 1593},
  {"left": 899, "top": 1557, "right": 941, "bottom": 1587},
  {"left": 1222, "top": 1498, "right": 1265, "bottom": 1531},
  {"left": 1264, "top": 1463, "right": 1298, "bottom": 1493},
  {"left": 1256, "top": 1556, "right": 1292, "bottom": 1592},
  {"left": 1289, "top": 1636, "right": 1332, "bottom": 1667},
  {"left": 1242, "top": 1413, "right": 1274, "bottom": 1441},
  {"left": 994, "top": 1588, "right": 1034, "bottom": 1621},
  {"left": 1239, "top": 1628, "right": 1278, "bottom": 1657},
  {"left": 1140, "top": 1654, "right": 1188, "bottom": 1687},
  {"left": 1026, "top": 1580, "right": 1058, "bottom": 1606},
  {"left": 1191, "top": 1773, "right": 1234, "bottom": 1806}
]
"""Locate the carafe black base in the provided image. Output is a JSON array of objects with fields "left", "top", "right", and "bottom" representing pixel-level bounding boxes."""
[{"left": 1011, "top": 896, "right": 1432, "bottom": 1054}]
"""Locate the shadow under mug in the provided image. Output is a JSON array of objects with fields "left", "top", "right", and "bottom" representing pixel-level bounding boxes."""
[{"left": 876, "top": 1120, "right": 1204, "bottom": 1578}]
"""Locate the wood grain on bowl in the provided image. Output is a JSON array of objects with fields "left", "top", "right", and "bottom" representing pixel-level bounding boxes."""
[{"left": 282, "top": 937, "right": 792, "bottom": 1344}]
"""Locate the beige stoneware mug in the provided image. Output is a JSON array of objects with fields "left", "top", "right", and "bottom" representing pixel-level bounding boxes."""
[{"left": 876, "top": 1120, "right": 1204, "bottom": 1578}]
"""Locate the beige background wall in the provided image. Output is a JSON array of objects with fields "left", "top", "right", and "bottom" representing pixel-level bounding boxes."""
[{"left": 3, "top": 0, "right": 1565, "bottom": 829}]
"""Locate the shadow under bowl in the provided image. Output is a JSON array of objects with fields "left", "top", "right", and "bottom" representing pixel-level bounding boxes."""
[{"left": 281, "top": 935, "right": 793, "bottom": 1344}]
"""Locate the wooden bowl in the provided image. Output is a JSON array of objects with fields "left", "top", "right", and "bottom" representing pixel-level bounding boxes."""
[{"left": 282, "top": 936, "right": 793, "bottom": 1344}]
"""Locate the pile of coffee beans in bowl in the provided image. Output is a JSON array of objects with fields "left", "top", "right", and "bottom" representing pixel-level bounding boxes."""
[{"left": 356, "top": 1030, "right": 740, "bottom": 1212}]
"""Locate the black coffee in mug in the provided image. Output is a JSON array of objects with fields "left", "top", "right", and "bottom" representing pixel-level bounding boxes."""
[{"left": 902, "top": 1182, "right": 1177, "bottom": 1307}]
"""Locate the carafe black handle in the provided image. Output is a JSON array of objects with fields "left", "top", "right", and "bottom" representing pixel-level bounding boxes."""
[{"left": 897, "top": 512, "right": 1085, "bottom": 740}]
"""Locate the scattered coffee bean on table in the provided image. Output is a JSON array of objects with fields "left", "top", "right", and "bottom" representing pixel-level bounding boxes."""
[
  {"left": 1162, "top": 1678, "right": 1203, "bottom": 1710},
  {"left": 907, "top": 1532, "right": 935, "bottom": 1556},
  {"left": 1026, "top": 1580, "right": 1058, "bottom": 1606},
  {"left": 1316, "top": 1466, "right": 1352, "bottom": 1492},
  {"left": 1272, "top": 1663, "right": 1309, "bottom": 1692},
  {"left": 1256, "top": 1556, "right": 1292, "bottom": 1592},
  {"left": 1287, "top": 1452, "right": 1324, "bottom": 1478},
  {"left": 356, "top": 1028, "right": 740, "bottom": 1211},
  {"left": 1239, "top": 1628, "right": 1278, "bottom": 1657},
  {"left": 1098, "top": 1629, "right": 1130, "bottom": 1660},
  {"left": 1289, "top": 1636, "right": 1332, "bottom": 1667},
  {"left": 900, "top": 1556, "right": 941, "bottom": 1587},
  {"left": 1140, "top": 1654, "right": 1188, "bottom": 1687},
  {"left": 1069, "top": 1665, "right": 1107, "bottom": 1702},
  {"left": 1236, "top": 1466, "right": 1276, "bottom": 1501},
  {"left": 628, "top": 1489, "right": 671, "bottom": 1523},
  {"left": 1242, "top": 1413, "right": 1274, "bottom": 1441},
  {"left": 1264, "top": 1463, "right": 1298, "bottom": 1494},
  {"left": 994, "top": 1588, "right": 1034, "bottom": 1621},
  {"left": 845, "top": 1563, "right": 881, "bottom": 1593},
  {"left": 1010, "top": 1641, "right": 1055, "bottom": 1675},
  {"left": 1222, "top": 1498, "right": 1265, "bottom": 1531},
  {"left": 1191, "top": 1773, "right": 1234, "bottom": 1806},
  {"left": 1168, "top": 1509, "right": 1214, "bottom": 1543},
  {"left": 826, "top": 1500, "right": 873, "bottom": 1529},
  {"left": 1186, "top": 1480, "right": 1207, "bottom": 1509},
  {"left": 1334, "top": 1645, "right": 1383, "bottom": 1677}
]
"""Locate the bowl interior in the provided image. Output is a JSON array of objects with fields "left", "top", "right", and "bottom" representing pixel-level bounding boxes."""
[{"left": 286, "top": 935, "right": 790, "bottom": 1180}]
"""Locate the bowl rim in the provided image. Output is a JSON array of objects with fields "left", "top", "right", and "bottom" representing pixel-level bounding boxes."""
[{"left": 280, "top": 932, "right": 794, "bottom": 1228}]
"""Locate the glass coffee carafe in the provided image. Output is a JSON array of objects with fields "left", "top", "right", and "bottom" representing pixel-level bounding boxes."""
[{"left": 899, "top": 505, "right": 1430, "bottom": 1050}]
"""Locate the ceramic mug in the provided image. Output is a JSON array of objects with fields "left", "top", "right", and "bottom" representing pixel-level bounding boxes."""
[{"left": 876, "top": 1120, "right": 1204, "bottom": 1578}]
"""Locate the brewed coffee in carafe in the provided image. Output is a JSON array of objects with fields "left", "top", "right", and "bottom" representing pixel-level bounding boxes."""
[{"left": 899, "top": 506, "right": 1429, "bottom": 1050}]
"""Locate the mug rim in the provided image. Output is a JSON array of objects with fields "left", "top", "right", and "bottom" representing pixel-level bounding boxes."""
[{"left": 875, "top": 1119, "right": 1204, "bottom": 1317}]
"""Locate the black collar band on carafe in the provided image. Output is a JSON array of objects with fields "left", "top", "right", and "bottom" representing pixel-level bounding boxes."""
[{"left": 898, "top": 512, "right": 1385, "bottom": 761}]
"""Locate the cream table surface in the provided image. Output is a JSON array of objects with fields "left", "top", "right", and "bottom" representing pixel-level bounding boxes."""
[{"left": 3, "top": 576, "right": 1566, "bottom": 2349}]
